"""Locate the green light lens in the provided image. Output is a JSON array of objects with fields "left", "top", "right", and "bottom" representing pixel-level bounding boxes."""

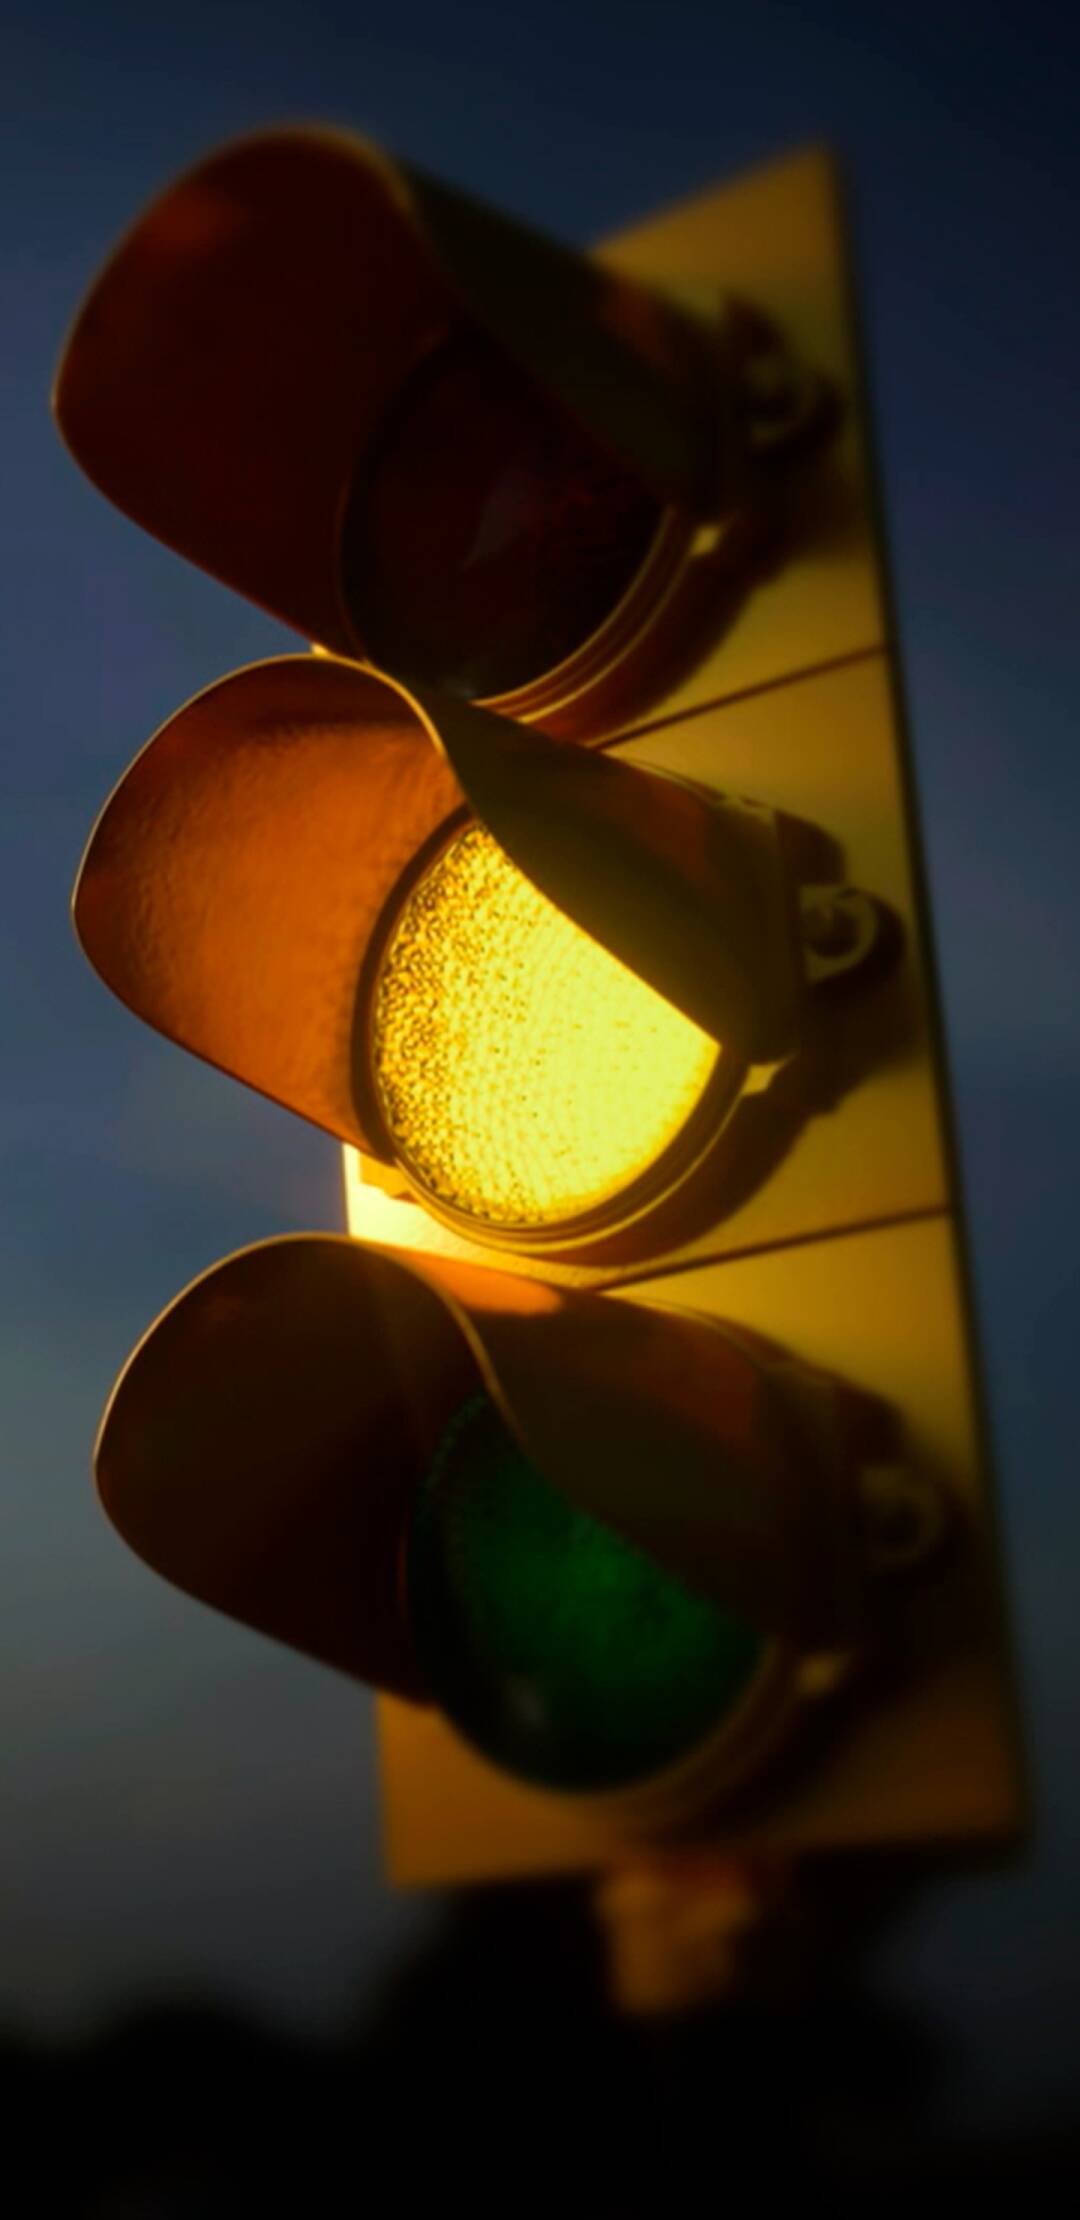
[{"left": 407, "top": 1393, "right": 767, "bottom": 1793}]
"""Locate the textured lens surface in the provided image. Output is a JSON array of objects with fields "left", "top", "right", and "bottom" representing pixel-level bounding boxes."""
[
  {"left": 371, "top": 825, "right": 719, "bottom": 1231},
  {"left": 339, "top": 330, "right": 663, "bottom": 698},
  {"left": 408, "top": 1393, "right": 767, "bottom": 1793}
]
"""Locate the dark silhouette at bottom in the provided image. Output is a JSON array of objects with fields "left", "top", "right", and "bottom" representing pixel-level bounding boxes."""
[{"left": 5, "top": 1872, "right": 1074, "bottom": 2213}]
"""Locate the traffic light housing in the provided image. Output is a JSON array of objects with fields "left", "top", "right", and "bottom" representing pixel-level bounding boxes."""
[
  {"left": 74, "top": 654, "right": 886, "bottom": 1252},
  {"left": 56, "top": 131, "right": 1023, "bottom": 1895},
  {"left": 95, "top": 1236, "right": 891, "bottom": 1821}
]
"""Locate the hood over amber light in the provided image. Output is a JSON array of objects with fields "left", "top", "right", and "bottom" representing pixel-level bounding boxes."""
[
  {"left": 72, "top": 655, "right": 804, "bottom": 1160},
  {"left": 94, "top": 1235, "right": 870, "bottom": 1675}
]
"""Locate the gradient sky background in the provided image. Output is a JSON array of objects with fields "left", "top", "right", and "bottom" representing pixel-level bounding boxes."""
[{"left": 3, "top": 0, "right": 1079, "bottom": 2135}]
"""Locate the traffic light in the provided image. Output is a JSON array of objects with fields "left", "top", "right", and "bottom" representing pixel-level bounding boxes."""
[
  {"left": 94, "top": 1235, "right": 890, "bottom": 1822},
  {"left": 56, "top": 129, "right": 1023, "bottom": 1895}
]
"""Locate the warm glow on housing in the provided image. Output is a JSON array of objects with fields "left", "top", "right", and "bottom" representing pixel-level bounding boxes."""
[{"left": 370, "top": 825, "right": 719, "bottom": 1231}]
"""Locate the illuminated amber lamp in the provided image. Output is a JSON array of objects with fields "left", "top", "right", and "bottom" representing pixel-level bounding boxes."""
[
  {"left": 53, "top": 127, "right": 829, "bottom": 734},
  {"left": 369, "top": 821, "right": 720, "bottom": 1234},
  {"left": 73, "top": 654, "right": 887, "bottom": 1257}
]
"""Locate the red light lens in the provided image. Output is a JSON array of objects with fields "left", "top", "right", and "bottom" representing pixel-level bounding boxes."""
[{"left": 339, "top": 330, "right": 664, "bottom": 698}]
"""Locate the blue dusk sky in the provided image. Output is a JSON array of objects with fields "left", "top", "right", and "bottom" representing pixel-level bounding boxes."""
[{"left": 2, "top": 0, "right": 1079, "bottom": 2137}]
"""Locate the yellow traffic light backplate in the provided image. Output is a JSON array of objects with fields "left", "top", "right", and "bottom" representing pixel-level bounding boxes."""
[{"left": 349, "top": 146, "right": 1024, "bottom": 1884}]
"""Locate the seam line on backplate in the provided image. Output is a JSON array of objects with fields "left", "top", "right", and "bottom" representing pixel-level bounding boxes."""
[
  {"left": 607, "top": 640, "right": 888, "bottom": 749},
  {"left": 590, "top": 1202, "right": 949, "bottom": 1294}
]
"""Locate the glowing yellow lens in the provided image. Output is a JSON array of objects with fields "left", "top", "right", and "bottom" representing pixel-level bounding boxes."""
[{"left": 371, "top": 826, "right": 720, "bottom": 1230}]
